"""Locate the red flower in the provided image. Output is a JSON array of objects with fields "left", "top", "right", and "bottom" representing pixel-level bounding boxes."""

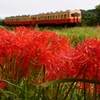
[{"left": 0, "top": 78, "right": 6, "bottom": 89}]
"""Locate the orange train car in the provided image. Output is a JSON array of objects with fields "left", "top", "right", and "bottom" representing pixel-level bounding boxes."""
[{"left": 4, "top": 10, "right": 81, "bottom": 26}]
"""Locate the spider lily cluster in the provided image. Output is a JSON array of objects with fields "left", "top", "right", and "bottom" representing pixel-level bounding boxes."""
[{"left": 0, "top": 27, "right": 100, "bottom": 99}]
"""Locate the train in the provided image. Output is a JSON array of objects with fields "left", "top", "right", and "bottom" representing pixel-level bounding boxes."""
[{"left": 4, "top": 10, "right": 81, "bottom": 27}]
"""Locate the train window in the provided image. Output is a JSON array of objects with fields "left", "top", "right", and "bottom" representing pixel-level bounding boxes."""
[
  {"left": 45, "top": 16, "right": 47, "bottom": 20},
  {"left": 52, "top": 16, "right": 53, "bottom": 19},
  {"left": 44, "top": 16, "right": 46, "bottom": 20},
  {"left": 56, "top": 15, "right": 57, "bottom": 19},
  {"left": 58, "top": 15, "right": 60, "bottom": 18},
  {"left": 46, "top": 16, "right": 48, "bottom": 20},
  {"left": 54, "top": 16, "right": 56, "bottom": 19},
  {"left": 42, "top": 16, "right": 44, "bottom": 20},
  {"left": 42, "top": 17, "right": 44, "bottom": 20},
  {"left": 16, "top": 18, "right": 19, "bottom": 21},
  {"left": 11, "top": 19, "right": 13, "bottom": 21},
  {"left": 78, "top": 14, "right": 80, "bottom": 17},
  {"left": 48, "top": 16, "right": 49, "bottom": 19},
  {"left": 39, "top": 17, "right": 42, "bottom": 20},
  {"left": 61, "top": 15, "right": 63, "bottom": 18},
  {"left": 64, "top": 14, "right": 66, "bottom": 18},
  {"left": 71, "top": 14, "right": 74, "bottom": 17},
  {"left": 32, "top": 17, "right": 36, "bottom": 20},
  {"left": 41, "top": 17, "right": 43, "bottom": 20},
  {"left": 46, "top": 16, "right": 47, "bottom": 19},
  {"left": 50, "top": 16, "right": 52, "bottom": 19}
]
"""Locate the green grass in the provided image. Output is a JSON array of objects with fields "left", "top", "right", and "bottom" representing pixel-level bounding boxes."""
[
  {"left": 38, "top": 26, "right": 100, "bottom": 46},
  {"left": 0, "top": 25, "right": 5, "bottom": 29}
]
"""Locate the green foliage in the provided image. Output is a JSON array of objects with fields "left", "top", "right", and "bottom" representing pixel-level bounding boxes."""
[
  {"left": 0, "top": 18, "right": 4, "bottom": 26},
  {"left": 95, "top": 4, "right": 100, "bottom": 15},
  {"left": 81, "top": 9, "right": 97, "bottom": 26},
  {"left": 81, "top": 4, "right": 100, "bottom": 26},
  {"left": 0, "top": 25, "right": 5, "bottom": 29},
  {"left": 95, "top": 4, "right": 100, "bottom": 24}
]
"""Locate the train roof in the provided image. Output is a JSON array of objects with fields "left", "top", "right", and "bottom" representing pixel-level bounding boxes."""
[
  {"left": 5, "top": 9, "right": 81, "bottom": 18},
  {"left": 32, "top": 10, "right": 81, "bottom": 16}
]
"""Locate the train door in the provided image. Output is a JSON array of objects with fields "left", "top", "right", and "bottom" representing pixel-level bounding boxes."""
[{"left": 74, "top": 12, "right": 78, "bottom": 23}]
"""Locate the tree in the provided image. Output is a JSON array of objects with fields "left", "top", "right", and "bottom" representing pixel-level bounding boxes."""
[
  {"left": 95, "top": 4, "right": 100, "bottom": 25},
  {"left": 0, "top": 18, "right": 4, "bottom": 26},
  {"left": 81, "top": 9, "right": 97, "bottom": 26}
]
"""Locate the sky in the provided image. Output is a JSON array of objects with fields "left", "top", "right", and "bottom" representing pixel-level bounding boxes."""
[{"left": 0, "top": 0, "right": 100, "bottom": 19}]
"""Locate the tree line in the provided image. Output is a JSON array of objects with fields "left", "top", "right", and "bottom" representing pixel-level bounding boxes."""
[
  {"left": 0, "top": 18, "right": 4, "bottom": 26},
  {"left": 80, "top": 4, "right": 100, "bottom": 26},
  {"left": 0, "top": 4, "right": 100, "bottom": 27}
]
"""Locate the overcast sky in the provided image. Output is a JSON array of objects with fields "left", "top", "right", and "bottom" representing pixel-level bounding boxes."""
[{"left": 0, "top": 0, "right": 100, "bottom": 19}]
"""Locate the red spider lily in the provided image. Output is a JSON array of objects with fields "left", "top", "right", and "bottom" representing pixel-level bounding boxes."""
[
  {"left": 67, "top": 38, "right": 100, "bottom": 94},
  {"left": 1, "top": 27, "right": 100, "bottom": 95},
  {"left": 0, "top": 27, "right": 71, "bottom": 82},
  {"left": 0, "top": 82, "right": 6, "bottom": 89},
  {"left": 0, "top": 78, "right": 6, "bottom": 89},
  {"left": 77, "top": 82, "right": 92, "bottom": 95},
  {"left": 61, "top": 38, "right": 100, "bottom": 80},
  {"left": 75, "top": 38, "right": 100, "bottom": 81}
]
